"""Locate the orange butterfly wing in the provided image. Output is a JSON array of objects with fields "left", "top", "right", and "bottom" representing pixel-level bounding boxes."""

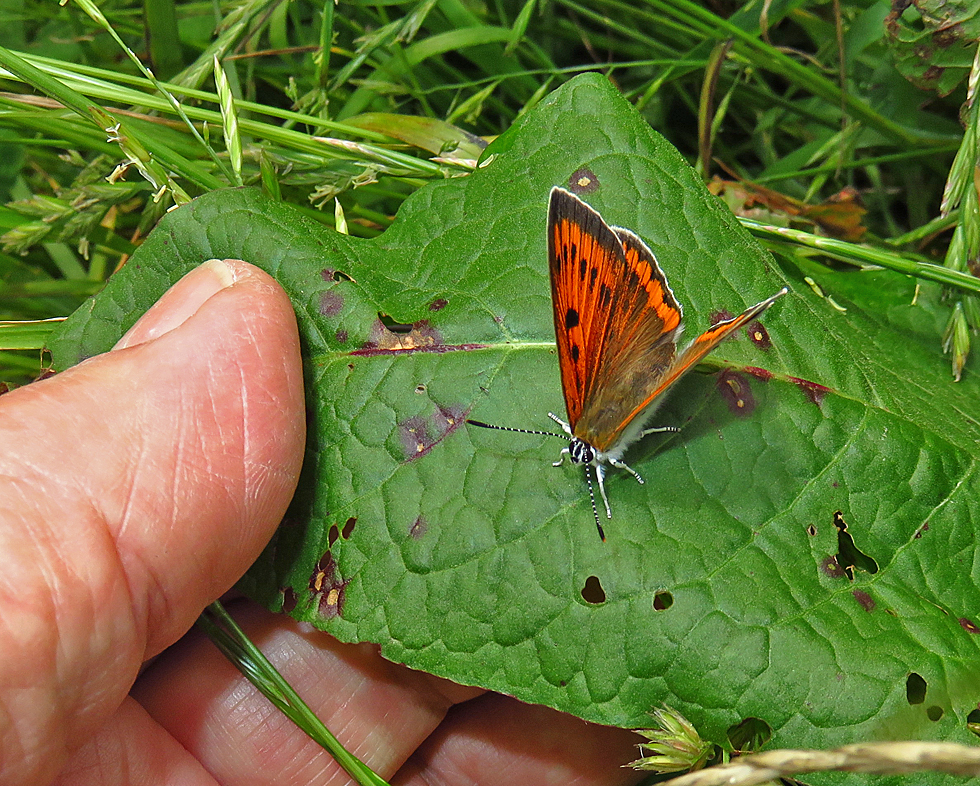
[
  {"left": 610, "top": 285, "right": 788, "bottom": 439},
  {"left": 548, "top": 188, "right": 682, "bottom": 448},
  {"left": 549, "top": 187, "right": 788, "bottom": 454}
]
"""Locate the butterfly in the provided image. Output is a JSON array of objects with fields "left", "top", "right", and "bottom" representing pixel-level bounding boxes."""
[{"left": 469, "top": 186, "right": 788, "bottom": 540}]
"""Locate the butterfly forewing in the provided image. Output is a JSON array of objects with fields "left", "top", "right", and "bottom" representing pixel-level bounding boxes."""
[
  {"left": 549, "top": 188, "right": 684, "bottom": 452},
  {"left": 548, "top": 188, "right": 626, "bottom": 429}
]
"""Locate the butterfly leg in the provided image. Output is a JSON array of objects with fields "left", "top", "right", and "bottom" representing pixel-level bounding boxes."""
[
  {"left": 639, "top": 425, "right": 680, "bottom": 438},
  {"left": 553, "top": 446, "right": 571, "bottom": 467},
  {"left": 608, "top": 457, "right": 645, "bottom": 485},
  {"left": 547, "top": 412, "right": 574, "bottom": 437},
  {"left": 594, "top": 464, "right": 614, "bottom": 519},
  {"left": 584, "top": 466, "right": 606, "bottom": 541}
]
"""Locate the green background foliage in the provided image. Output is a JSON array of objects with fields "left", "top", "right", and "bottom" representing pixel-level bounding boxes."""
[{"left": 49, "top": 74, "right": 980, "bottom": 767}]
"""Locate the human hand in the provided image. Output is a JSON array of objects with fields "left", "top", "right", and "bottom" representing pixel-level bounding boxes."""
[{"left": 0, "top": 259, "right": 641, "bottom": 785}]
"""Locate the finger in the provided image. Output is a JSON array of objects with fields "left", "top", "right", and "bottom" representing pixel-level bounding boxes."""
[
  {"left": 131, "top": 601, "right": 483, "bottom": 785},
  {"left": 395, "top": 693, "right": 643, "bottom": 786},
  {"left": 0, "top": 259, "right": 305, "bottom": 786},
  {"left": 51, "top": 699, "right": 219, "bottom": 786}
]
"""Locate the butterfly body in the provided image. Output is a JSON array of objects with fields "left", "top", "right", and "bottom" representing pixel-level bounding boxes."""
[{"left": 469, "top": 187, "right": 788, "bottom": 540}]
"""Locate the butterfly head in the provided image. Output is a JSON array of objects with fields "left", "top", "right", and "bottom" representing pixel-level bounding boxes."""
[{"left": 567, "top": 437, "right": 595, "bottom": 466}]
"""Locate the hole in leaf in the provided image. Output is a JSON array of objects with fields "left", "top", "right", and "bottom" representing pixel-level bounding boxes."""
[
  {"left": 833, "top": 511, "right": 878, "bottom": 580},
  {"left": 378, "top": 312, "right": 413, "bottom": 333},
  {"left": 321, "top": 267, "right": 353, "bottom": 282},
  {"left": 342, "top": 517, "right": 356, "bottom": 539},
  {"left": 653, "top": 591, "right": 673, "bottom": 611},
  {"left": 726, "top": 717, "right": 772, "bottom": 753},
  {"left": 415, "top": 384, "right": 427, "bottom": 394},
  {"left": 328, "top": 524, "right": 339, "bottom": 546},
  {"left": 807, "top": 524, "right": 817, "bottom": 536},
  {"left": 309, "top": 550, "right": 336, "bottom": 592},
  {"left": 906, "top": 673, "right": 927, "bottom": 705},
  {"left": 927, "top": 705, "right": 944, "bottom": 722},
  {"left": 581, "top": 575, "right": 605, "bottom": 604},
  {"left": 966, "top": 708, "right": 980, "bottom": 738},
  {"left": 280, "top": 586, "right": 297, "bottom": 613}
]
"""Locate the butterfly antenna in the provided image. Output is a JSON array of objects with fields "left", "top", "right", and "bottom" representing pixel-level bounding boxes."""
[
  {"left": 584, "top": 466, "right": 606, "bottom": 542},
  {"left": 466, "top": 419, "right": 569, "bottom": 440}
]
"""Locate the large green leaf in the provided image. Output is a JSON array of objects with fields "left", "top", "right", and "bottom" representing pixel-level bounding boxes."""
[
  {"left": 884, "top": 0, "right": 980, "bottom": 97},
  {"left": 48, "top": 74, "right": 980, "bottom": 775}
]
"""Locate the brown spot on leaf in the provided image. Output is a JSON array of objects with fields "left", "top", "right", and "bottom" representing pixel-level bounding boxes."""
[
  {"left": 568, "top": 168, "right": 599, "bottom": 194},
  {"left": 398, "top": 404, "right": 468, "bottom": 460},
  {"left": 433, "top": 404, "right": 465, "bottom": 433},
  {"left": 820, "top": 556, "right": 846, "bottom": 579},
  {"left": 429, "top": 298, "right": 448, "bottom": 312},
  {"left": 933, "top": 24, "right": 963, "bottom": 48},
  {"left": 319, "top": 582, "right": 348, "bottom": 619},
  {"left": 309, "top": 550, "right": 349, "bottom": 619},
  {"left": 710, "top": 309, "right": 734, "bottom": 326},
  {"left": 853, "top": 589, "right": 875, "bottom": 612},
  {"left": 960, "top": 618, "right": 980, "bottom": 634},
  {"left": 319, "top": 290, "right": 344, "bottom": 317},
  {"left": 744, "top": 366, "right": 774, "bottom": 382},
  {"left": 410, "top": 515, "right": 428, "bottom": 539},
  {"left": 353, "top": 318, "right": 455, "bottom": 355},
  {"left": 336, "top": 329, "right": 348, "bottom": 343},
  {"left": 747, "top": 320, "right": 772, "bottom": 350},
  {"left": 716, "top": 370, "right": 755, "bottom": 417},
  {"left": 789, "top": 376, "right": 831, "bottom": 405},
  {"left": 400, "top": 415, "right": 434, "bottom": 458}
]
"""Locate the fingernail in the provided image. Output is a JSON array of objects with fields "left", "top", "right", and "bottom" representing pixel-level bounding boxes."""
[{"left": 115, "top": 259, "right": 237, "bottom": 350}]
